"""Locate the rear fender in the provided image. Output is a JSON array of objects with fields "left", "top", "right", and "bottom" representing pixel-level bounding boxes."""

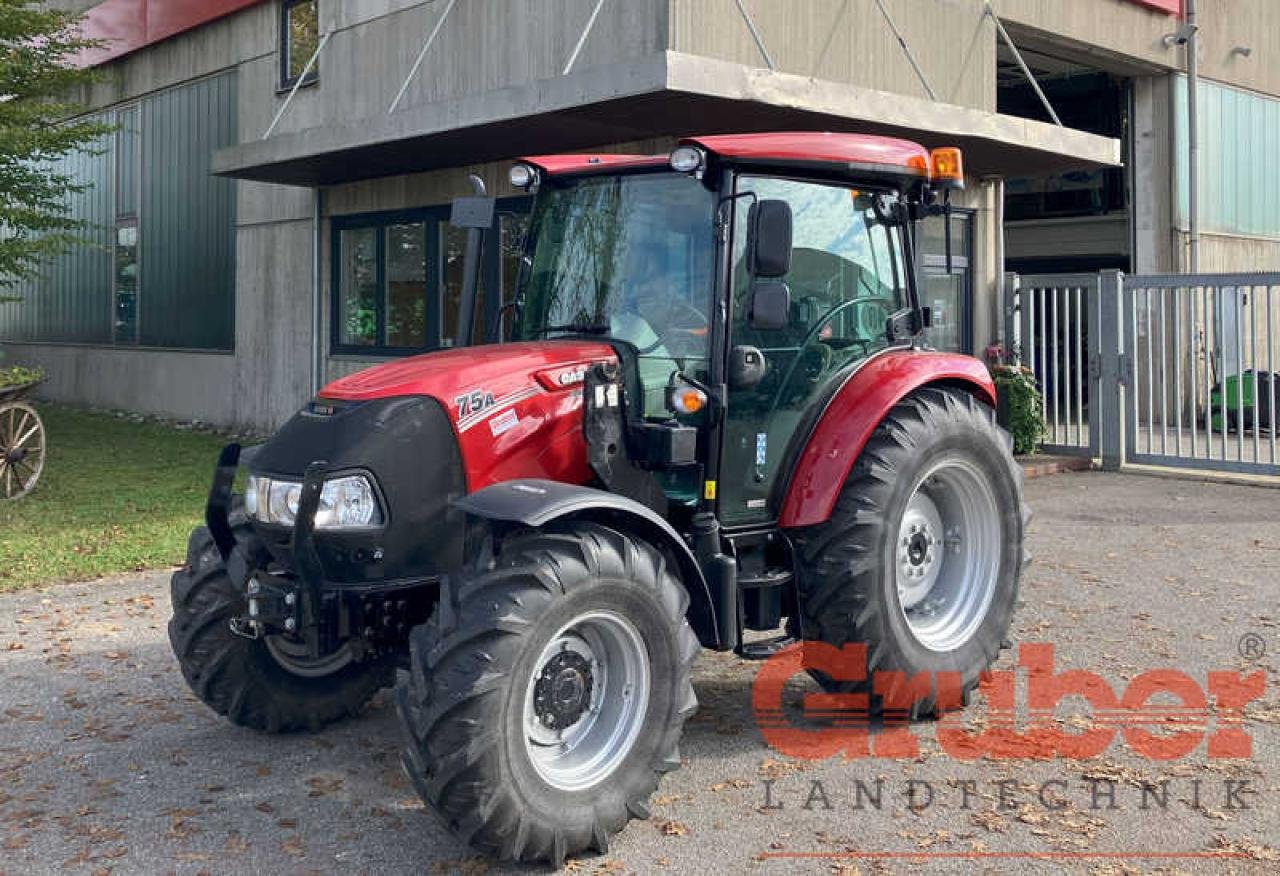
[
  {"left": 778, "top": 351, "right": 996, "bottom": 528},
  {"left": 454, "top": 479, "right": 720, "bottom": 648}
]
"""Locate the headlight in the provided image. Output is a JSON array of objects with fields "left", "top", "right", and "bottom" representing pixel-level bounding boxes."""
[
  {"left": 269, "top": 479, "right": 302, "bottom": 524},
  {"left": 316, "top": 475, "right": 381, "bottom": 528},
  {"left": 245, "top": 473, "right": 383, "bottom": 530}
]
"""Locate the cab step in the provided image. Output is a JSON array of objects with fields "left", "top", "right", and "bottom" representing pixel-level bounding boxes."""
[
  {"left": 738, "top": 568, "right": 794, "bottom": 589},
  {"left": 737, "top": 634, "right": 797, "bottom": 661}
]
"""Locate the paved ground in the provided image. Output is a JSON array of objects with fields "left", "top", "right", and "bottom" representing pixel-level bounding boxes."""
[{"left": 1, "top": 471, "right": 1278, "bottom": 875}]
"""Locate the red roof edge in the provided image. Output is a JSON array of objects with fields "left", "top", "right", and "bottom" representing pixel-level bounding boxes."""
[
  {"left": 74, "top": 0, "right": 265, "bottom": 68},
  {"left": 682, "top": 132, "right": 933, "bottom": 180},
  {"left": 517, "top": 154, "right": 668, "bottom": 176}
]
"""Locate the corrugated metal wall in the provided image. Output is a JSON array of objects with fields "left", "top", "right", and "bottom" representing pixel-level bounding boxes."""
[
  {"left": 140, "top": 73, "right": 238, "bottom": 349},
  {"left": 1175, "top": 75, "right": 1280, "bottom": 238},
  {"left": 0, "top": 132, "right": 114, "bottom": 344},
  {"left": 0, "top": 73, "right": 238, "bottom": 350}
]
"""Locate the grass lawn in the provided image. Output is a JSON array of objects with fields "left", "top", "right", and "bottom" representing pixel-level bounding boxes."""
[{"left": 0, "top": 405, "right": 231, "bottom": 591}]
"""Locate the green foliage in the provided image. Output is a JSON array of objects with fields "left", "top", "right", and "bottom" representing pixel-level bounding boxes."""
[
  {"left": 0, "top": 405, "right": 231, "bottom": 590},
  {"left": 0, "top": 0, "right": 113, "bottom": 289},
  {"left": 0, "top": 363, "right": 42, "bottom": 387},
  {"left": 991, "top": 364, "right": 1046, "bottom": 455}
]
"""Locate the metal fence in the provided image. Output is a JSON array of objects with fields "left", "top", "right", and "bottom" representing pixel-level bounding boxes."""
[
  {"left": 1005, "top": 273, "right": 1100, "bottom": 456},
  {"left": 1005, "top": 270, "right": 1280, "bottom": 477}
]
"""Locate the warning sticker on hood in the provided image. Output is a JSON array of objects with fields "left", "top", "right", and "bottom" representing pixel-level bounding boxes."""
[{"left": 489, "top": 408, "right": 519, "bottom": 437}]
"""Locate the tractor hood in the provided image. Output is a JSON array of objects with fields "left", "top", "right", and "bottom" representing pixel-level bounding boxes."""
[
  {"left": 243, "top": 340, "right": 617, "bottom": 585},
  {"left": 321, "top": 341, "right": 615, "bottom": 405},
  {"left": 319, "top": 340, "right": 618, "bottom": 492}
]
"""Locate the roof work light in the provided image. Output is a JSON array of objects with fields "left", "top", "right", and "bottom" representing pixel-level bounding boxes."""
[
  {"left": 668, "top": 145, "right": 705, "bottom": 174},
  {"left": 509, "top": 162, "right": 540, "bottom": 190}
]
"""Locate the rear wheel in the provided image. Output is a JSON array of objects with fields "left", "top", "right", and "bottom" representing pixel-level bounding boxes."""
[
  {"left": 397, "top": 522, "right": 699, "bottom": 867},
  {"left": 793, "top": 387, "right": 1026, "bottom": 716},
  {"left": 168, "top": 519, "right": 395, "bottom": 732}
]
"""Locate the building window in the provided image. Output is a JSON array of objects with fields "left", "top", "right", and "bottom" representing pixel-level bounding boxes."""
[
  {"left": 331, "top": 199, "right": 530, "bottom": 357},
  {"left": 920, "top": 211, "right": 974, "bottom": 354},
  {"left": 1174, "top": 76, "right": 1280, "bottom": 238},
  {"left": 337, "top": 226, "right": 380, "bottom": 348},
  {"left": 281, "top": 0, "right": 320, "bottom": 89},
  {"left": 385, "top": 223, "right": 429, "bottom": 348},
  {"left": 113, "top": 222, "right": 139, "bottom": 345},
  {"left": 113, "top": 106, "right": 141, "bottom": 346}
]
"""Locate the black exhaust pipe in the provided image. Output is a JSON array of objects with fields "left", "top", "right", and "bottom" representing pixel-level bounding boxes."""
[{"left": 450, "top": 174, "right": 495, "bottom": 348}]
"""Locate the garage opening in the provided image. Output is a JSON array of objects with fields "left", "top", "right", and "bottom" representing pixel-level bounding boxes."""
[{"left": 998, "top": 42, "right": 1131, "bottom": 275}]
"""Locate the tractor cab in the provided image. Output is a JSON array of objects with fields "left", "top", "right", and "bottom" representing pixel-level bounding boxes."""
[{"left": 502, "top": 134, "right": 966, "bottom": 618}]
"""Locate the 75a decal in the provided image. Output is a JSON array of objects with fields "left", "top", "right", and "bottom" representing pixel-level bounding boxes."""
[{"left": 455, "top": 389, "right": 496, "bottom": 418}]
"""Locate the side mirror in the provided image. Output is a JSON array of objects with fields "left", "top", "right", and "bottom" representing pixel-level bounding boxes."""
[
  {"left": 729, "top": 345, "right": 767, "bottom": 389},
  {"left": 748, "top": 279, "right": 790, "bottom": 331},
  {"left": 748, "top": 199, "right": 792, "bottom": 278}
]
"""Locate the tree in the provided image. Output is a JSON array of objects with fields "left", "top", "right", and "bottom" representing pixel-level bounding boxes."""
[{"left": 0, "top": 0, "right": 112, "bottom": 296}]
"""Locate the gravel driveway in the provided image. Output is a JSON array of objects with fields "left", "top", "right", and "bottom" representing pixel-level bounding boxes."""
[{"left": 1, "top": 471, "right": 1278, "bottom": 874}]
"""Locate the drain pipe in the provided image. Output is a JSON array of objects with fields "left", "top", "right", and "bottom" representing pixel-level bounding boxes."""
[
  {"left": 311, "top": 187, "right": 325, "bottom": 395},
  {"left": 1186, "top": 0, "right": 1201, "bottom": 273}
]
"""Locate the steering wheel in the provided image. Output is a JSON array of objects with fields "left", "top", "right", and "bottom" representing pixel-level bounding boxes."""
[
  {"left": 635, "top": 300, "right": 710, "bottom": 355},
  {"left": 766, "top": 295, "right": 895, "bottom": 416}
]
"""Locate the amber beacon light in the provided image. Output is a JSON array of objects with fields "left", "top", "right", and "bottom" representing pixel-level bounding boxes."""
[{"left": 930, "top": 147, "right": 965, "bottom": 189}]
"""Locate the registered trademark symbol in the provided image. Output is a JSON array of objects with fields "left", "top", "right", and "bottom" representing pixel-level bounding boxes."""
[{"left": 1238, "top": 632, "right": 1267, "bottom": 661}]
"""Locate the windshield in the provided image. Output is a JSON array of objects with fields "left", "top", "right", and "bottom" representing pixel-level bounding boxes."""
[{"left": 514, "top": 172, "right": 717, "bottom": 414}]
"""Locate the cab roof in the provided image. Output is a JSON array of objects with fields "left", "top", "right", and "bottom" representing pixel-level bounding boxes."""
[{"left": 519, "top": 132, "right": 932, "bottom": 181}]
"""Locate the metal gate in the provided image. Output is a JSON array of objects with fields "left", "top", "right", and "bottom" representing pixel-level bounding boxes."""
[
  {"left": 1121, "top": 273, "right": 1279, "bottom": 475},
  {"left": 1005, "top": 270, "right": 1280, "bottom": 476}
]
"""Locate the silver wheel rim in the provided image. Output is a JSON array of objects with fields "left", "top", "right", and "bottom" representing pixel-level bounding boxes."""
[
  {"left": 0, "top": 402, "right": 45, "bottom": 500},
  {"left": 895, "top": 456, "right": 1002, "bottom": 652},
  {"left": 523, "top": 610, "right": 650, "bottom": 792},
  {"left": 264, "top": 635, "right": 356, "bottom": 677}
]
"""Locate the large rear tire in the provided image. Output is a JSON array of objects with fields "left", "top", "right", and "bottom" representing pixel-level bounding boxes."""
[
  {"left": 397, "top": 522, "right": 699, "bottom": 867},
  {"left": 792, "top": 386, "right": 1027, "bottom": 716},
  {"left": 168, "top": 520, "right": 395, "bottom": 732}
]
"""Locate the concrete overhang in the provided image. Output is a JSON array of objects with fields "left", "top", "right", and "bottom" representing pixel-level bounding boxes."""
[{"left": 214, "top": 52, "right": 1120, "bottom": 187}]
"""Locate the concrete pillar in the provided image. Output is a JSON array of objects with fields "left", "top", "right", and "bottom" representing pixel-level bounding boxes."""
[{"left": 1131, "top": 75, "right": 1176, "bottom": 275}]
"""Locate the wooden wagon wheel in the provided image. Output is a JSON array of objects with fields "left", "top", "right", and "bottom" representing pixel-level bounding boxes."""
[{"left": 0, "top": 401, "right": 45, "bottom": 500}]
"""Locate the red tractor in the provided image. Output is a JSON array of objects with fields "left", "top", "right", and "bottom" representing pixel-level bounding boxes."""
[{"left": 170, "top": 133, "right": 1026, "bottom": 865}]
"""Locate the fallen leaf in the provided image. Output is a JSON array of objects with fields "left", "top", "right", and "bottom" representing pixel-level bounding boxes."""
[{"left": 657, "top": 820, "right": 688, "bottom": 837}]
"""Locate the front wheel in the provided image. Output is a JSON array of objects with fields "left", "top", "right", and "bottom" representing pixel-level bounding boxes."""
[
  {"left": 793, "top": 386, "right": 1027, "bottom": 716},
  {"left": 397, "top": 523, "right": 699, "bottom": 867}
]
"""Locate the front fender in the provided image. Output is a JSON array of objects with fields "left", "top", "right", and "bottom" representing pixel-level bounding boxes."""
[
  {"left": 778, "top": 351, "right": 996, "bottom": 528},
  {"left": 454, "top": 479, "right": 720, "bottom": 648}
]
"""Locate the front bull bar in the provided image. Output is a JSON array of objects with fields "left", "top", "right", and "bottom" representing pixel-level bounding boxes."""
[{"left": 204, "top": 443, "right": 328, "bottom": 660}]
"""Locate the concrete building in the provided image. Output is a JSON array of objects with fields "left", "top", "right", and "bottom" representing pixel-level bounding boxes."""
[{"left": 2, "top": 0, "right": 1278, "bottom": 431}]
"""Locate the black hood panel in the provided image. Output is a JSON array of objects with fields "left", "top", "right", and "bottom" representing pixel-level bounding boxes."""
[{"left": 249, "top": 396, "right": 466, "bottom": 584}]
